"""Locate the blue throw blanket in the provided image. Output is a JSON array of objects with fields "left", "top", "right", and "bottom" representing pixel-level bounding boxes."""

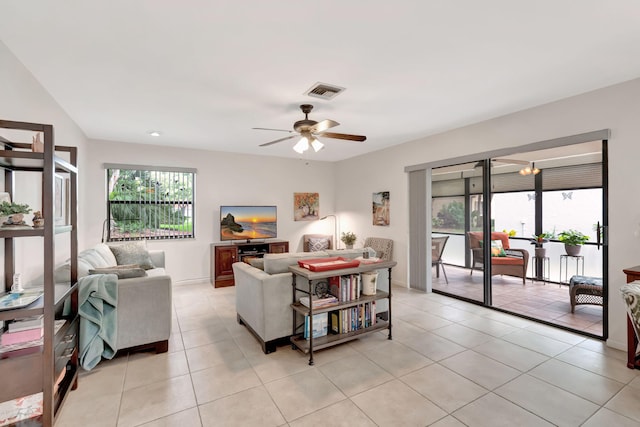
[{"left": 78, "top": 274, "right": 118, "bottom": 370}]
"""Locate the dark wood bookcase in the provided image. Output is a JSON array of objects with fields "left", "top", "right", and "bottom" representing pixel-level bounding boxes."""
[{"left": 0, "top": 120, "right": 79, "bottom": 426}]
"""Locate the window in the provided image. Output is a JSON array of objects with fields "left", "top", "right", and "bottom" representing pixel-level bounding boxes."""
[{"left": 105, "top": 164, "right": 195, "bottom": 241}]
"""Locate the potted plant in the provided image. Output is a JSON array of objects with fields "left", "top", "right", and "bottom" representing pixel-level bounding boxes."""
[
  {"left": 529, "top": 231, "right": 555, "bottom": 257},
  {"left": 0, "top": 201, "right": 32, "bottom": 225},
  {"left": 341, "top": 231, "right": 357, "bottom": 249},
  {"left": 558, "top": 229, "right": 590, "bottom": 256}
]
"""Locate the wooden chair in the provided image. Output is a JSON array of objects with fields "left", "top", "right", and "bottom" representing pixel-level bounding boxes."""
[
  {"left": 363, "top": 237, "right": 393, "bottom": 261},
  {"left": 303, "top": 234, "right": 333, "bottom": 252},
  {"left": 467, "top": 231, "right": 529, "bottom": 284},
  {"left": 432, "top": 236, "right": 449, "bottom": 284}
]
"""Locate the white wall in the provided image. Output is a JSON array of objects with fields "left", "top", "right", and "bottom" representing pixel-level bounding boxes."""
[
  {"left": 3, "top": 36, "right": 638, "bottom": 350},
  {"left": 84, "top": 139, "right": 336, "bottom": 284},
  {"left": 0, "top": 41, "right": 88, "bottom": 283},
  {"left": 336, "top": 77, "right": 640, "bottom": 350}
]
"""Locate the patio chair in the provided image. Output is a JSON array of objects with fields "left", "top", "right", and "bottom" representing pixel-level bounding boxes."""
[
  {"left": 467, "top": 231, "right": 529, "bottom": 284},
  {"left": 432, "top": 236, "right": 449, "bottom": 284}
]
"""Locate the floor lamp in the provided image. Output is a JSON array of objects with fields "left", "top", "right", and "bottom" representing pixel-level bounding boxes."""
[{"left": 321, "top": 214, "right": 338, "bottom": 249}]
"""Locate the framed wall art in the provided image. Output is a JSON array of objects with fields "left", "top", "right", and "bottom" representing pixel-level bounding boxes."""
[
  {"left": 294, "top": 192, "right": 319, "bottom": 221},
  {"left": 372, "top": 191, "right": 390, "bottom": 226}
]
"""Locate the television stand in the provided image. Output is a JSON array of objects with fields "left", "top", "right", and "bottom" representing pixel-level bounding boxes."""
[{"left": 211, "top": 239, "right": 289, "bottom": 287}]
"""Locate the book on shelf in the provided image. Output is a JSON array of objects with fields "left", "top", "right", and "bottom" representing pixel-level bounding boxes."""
[
  {"left": 303, "top": 312, "right": 328, "bottom": 339},
  {"left": 329, "top": 301, "right": 377, "bottom": 334},
  {"left": 7, "top": 315, "right": 44, "bottom": 333},
  {"left": 0, "top": 319, "right": 67, "bottom": 355},
  {"left": 328, "top": 274, "right": 362, "bottom": 303},
  {"left": 299, "top": 295, "right": 339, "bottom": 308},
  {"left": 0, "top": 327, "right": 43, "bottom": 346}
]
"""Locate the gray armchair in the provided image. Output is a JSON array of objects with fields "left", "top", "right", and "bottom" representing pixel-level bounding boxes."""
[{"left": 363, "top": 237, "right": 393, "bottom": 261}]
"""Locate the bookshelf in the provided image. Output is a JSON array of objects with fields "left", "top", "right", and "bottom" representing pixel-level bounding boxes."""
[
  {"left": 0, "top": 120, "right": 79, "bottom": 426},
  {"left": 289, "top": 260, "right": 396, "bottom": 365}
]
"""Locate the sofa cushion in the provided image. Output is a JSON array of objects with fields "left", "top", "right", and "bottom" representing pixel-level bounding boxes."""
[
  {"left": 145, "top": 267, "right": 167, "bottom": 277},
  {"left": 263, "top": 251, "right": 328, "bottom": 274},
  {"left": 89, "top": 266, "right": 147, "bottom": 279},
  {"left": 108, "top": 241, "right": 155, "bottom": 270},
  {"left": 93, "top": 243, "right": 118, "bottom": 266}
]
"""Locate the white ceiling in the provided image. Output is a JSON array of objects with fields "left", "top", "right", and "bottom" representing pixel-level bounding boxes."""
[{"left": 1, "top": 1, "right": 639, "bottom": 162}]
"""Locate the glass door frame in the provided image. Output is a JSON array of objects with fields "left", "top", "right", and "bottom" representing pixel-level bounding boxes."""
[{"left": 411, "top": 130, "right": 610, "bottom": 340}]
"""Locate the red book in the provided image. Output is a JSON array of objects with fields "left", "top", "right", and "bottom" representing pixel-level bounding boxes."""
[{"left": 1, "top": 327, "right": 43, "bottom": 345}]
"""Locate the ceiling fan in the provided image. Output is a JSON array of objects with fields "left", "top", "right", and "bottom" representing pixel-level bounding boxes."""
[{"left": 254, "top": 104, "right": 366, "bottom": 153}]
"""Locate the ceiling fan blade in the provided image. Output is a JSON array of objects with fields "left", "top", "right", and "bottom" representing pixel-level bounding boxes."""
[
  {"left": 309, "top": 119, "right": 339, "bottom": 134},
  {"left": 252, "top": 127, "right": 294, "bottom": 133},
  {"left": 317, "top": 132, "right": 366, "bottom": 142},
  {"left": 259, "top": 135, "right": 297, "bottom": 147}
]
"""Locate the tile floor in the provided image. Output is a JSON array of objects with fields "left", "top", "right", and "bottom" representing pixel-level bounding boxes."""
[
  {"left": 56, "top": 282, "right": 639, "bottom": 426},
  {"left": 432, "top": 265, "right": 604, "bottom": 336}
]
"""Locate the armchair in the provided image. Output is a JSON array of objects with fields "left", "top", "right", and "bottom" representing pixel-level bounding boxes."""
[
  {"left": 467, "top": 231, "right": 529, "bottom": 284},
  {"left": 363, "top": 237, "right": 393, "bottom": 261}
]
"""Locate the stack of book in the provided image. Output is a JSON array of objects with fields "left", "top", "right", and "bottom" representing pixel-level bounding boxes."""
[
  {"left": 1, "top": 316, "right": 44, "bottom": 346},
  {"left": 299, "top": 295, "right": 338, "bottom": 308},
  {"left": 0, "top": 318, "right": 66, "bottom": 356}
]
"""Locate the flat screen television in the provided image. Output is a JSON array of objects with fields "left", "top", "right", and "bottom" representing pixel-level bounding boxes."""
[{"left": 220, "top": 205, "right": 277, "bottom": 241}]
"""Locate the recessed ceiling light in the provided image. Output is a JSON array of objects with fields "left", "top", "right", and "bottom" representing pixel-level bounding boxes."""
[{"left": 149, "top": 131, "right": 161, "bottom": 137}]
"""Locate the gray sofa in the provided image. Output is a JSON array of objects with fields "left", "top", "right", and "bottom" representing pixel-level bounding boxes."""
[
  {"left": 234, "top": 248, "right": 389, "bottom": 353},
  {"left": 55, "top": 243, "right": 172, "bottom": 354}
]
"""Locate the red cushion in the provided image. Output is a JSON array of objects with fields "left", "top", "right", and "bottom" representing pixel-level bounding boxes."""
[
  {"left": 491, "top": 256, "right": 523, "bottom": 265},
  {"left": 468, "top": 231, "right": 511, "bottom": 249}
]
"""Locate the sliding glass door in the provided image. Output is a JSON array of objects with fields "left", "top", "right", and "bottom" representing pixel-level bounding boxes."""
[{"left": 430, "top": 140, "right": 607, "bottom": 338}]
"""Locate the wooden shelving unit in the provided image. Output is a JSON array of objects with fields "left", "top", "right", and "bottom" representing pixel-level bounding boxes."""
[
  {"left": 0, "top": 120, "right": 79, "bottom": 426},
  {"left": 289, "top": 260, "right": 396, "bottom": 365}
]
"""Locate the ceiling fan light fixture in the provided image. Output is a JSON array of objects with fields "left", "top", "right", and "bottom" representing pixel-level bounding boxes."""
[
  {"left": 293, "top": 137, "right": 309, "bottom": 154},
  {"left": 310, "top": 137, "right": 324, "bottom": 152},
  {"left": 519, "top": 162, "right": 540, "bottom": 176}
]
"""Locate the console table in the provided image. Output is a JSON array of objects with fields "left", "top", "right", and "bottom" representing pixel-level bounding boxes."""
[
  {"left": 210, "top": 240, "right": 289, "bottom": 287},
  {"left": 623, "top": 265, "right": 640, "bottom": 369},
  {"left": 289, "top": 260, "right": 396, "bottom": 365}
]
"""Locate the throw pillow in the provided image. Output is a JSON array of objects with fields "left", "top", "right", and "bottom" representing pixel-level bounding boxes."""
[
  {"left": 89, "top": 266, "right": 147, "bottom": 279},
  {"left": 108, "top": 241, "right": 155, "bottom": 270},
  {"left": 490, "top": 240, "right": 507, "bottom": 257},
  {"left": 309, "top": 237, "right": 330, "bottom": 252}
]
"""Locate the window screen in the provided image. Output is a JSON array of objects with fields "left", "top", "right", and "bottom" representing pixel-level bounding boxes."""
[{"left": 106, "top": 165, "right": 195, "bottom": 241}]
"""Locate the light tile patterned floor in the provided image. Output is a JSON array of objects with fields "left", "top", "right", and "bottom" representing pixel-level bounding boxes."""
[
  {"left": 56, "top": 282, "right": 638, "bottom": 426},
  {"left": 432, "top": 265, "right": 604, "bottom": 336}
]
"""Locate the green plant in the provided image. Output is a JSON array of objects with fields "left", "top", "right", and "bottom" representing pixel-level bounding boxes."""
[
  {"left": 558, "top": 229, "right": 590, "bottom": 246},
  {"left": 341, "top": 231, "right": 357, "bottom": 246},
  {"left": 530, "top": 231, "right": 556, "bottom": 247},
  {"left": 0, "top": 202, "right": 31, "bottom": 216}
]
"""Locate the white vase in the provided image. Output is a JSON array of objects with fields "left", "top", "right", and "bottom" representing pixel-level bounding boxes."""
[{"left": 361, "top": 272, "right": 378, "bottom": 296}]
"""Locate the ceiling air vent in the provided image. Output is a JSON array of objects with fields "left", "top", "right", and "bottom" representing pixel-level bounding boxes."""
[{"left": 304, "top": 82, "right": 346, "bottom": 100}]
